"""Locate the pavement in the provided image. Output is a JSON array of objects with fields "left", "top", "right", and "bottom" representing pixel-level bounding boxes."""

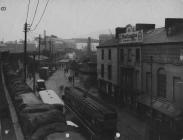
[{"left": 27, "top": 68, "right": 147, "bottom": 140}]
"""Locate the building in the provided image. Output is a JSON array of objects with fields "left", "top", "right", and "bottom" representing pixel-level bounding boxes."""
[
  {"left": 117, "top": 24, "right": 144, "bottom": 106},
  {"left": 97, "top": 38, "right": 119, "bottom": 102},
  {"left": 141, "top": 18, "right": 183, "bottom": 108},
  {"left": 96, "top": 18, "right": 183, "bottom": 138},
  {"left": 71, "top": 38, "right": 99, "bottom": 51},
  {"left": 97, "top": 18, "right": 183, "bottom": 110},
  {"left": 0, "top": 42, "right": 36, "bottom": 53},
  {"left": 99, "top": 34, "right": 115, "bottom": 45}
]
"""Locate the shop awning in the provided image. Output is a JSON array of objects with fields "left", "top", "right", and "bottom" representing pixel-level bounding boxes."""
[{"left": 137, "top": 94, "right": 183, "bottom": 118}]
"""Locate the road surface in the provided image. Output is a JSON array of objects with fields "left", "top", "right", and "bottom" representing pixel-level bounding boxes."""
[{"left": 27, "top": 69, "right": 147, "bottom": 140}]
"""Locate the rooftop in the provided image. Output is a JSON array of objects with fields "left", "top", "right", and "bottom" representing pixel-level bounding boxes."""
[
  {"left": 144, "top": 27, "right": 183, "bottom": 44},
  {"left": 98, "top": 27, "right": 183, "bottom": 47}
]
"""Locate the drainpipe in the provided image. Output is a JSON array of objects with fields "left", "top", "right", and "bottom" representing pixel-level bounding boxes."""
[
  {"left": 117, "top": 45, "right": 120, "bottom": 105},
  {"left": 150, "top": 56, "right": 153, "bottom": 107}
]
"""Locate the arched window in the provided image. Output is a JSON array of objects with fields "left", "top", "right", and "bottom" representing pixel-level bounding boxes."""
[{"left": 157, "top": 68, "right": 166, "bottom": 98}]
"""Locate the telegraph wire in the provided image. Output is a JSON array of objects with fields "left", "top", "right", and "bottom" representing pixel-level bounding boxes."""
[
  {"left": 25, "top": 0, "right": 31, "bottom": 22},
  {"left": 31, "top": 0, "right": 50, "bottom": 31},
  {"left": 30, "top": 0, "right": 40, "bottom": 28}
]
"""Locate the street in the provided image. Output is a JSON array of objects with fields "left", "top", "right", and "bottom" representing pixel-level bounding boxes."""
[{"left": 41, "top": 69, "right": 147, "bottom": 140}]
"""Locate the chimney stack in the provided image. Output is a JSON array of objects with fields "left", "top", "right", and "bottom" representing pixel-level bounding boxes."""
[
  {"left": 115, "top": 27, "right": 126, "bottom": 39},
  {"left": 136, "top": 24, "right": 155, "bottom": 32},
  {"left": 165, "top": 18, "right": 183, "bottom": 36}
]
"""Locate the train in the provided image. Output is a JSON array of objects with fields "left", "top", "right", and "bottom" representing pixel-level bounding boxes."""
[
  {"left": 38, "top": 89, "right": 65, "bottom": 114},
  {"left": 63, "top": 86, "right": 119, "bottom": 139},
  {"left": 39, "top": 67, "right": 50, "bottom": 80},
  {"left": 2, "top": 64, "right": 67, "bottom": 140}
]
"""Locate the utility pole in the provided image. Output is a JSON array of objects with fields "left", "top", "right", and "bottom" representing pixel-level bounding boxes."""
[
  {"left": 49, "top": 39, "right": 52, "bottom": 68},
  {"left": 24, "top": 22, "right": 28, "bottom": 82},
  {"left": 33, "top": 52, "right": 36, "bottom": 93},
  {"left": 38, "top": 34, "right": 41, "bottom": 70},
  {"left": 38, "top": 34, "right": 41, "bottom": 62},
  {"left": 44, "top": 30, "right": 46, "bottom": 49}
]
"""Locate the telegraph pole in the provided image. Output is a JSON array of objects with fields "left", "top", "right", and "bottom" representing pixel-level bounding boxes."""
[
  {"left": 38, "top": 34, "right": 41, "bottom": 62},
  {"left": 49, "top": 39, "right": 52, "bottom": 68},
  {"left": 24, "top": 22, "right": 27, "bottom": 82},
  {"left": 23, "top": 22, "right": 30, "bottom": 82},
  {"left": 33, "top": 52, "right": 36, "bottom": 93},
  {"left": 44, "top": 30, "right": 46, "bottom": 49},
  {"left": 38, "top": 34, "right": 41, "bottom": 70}
]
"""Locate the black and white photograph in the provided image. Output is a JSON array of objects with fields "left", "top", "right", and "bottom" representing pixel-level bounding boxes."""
[{"left": 0, "top": 0, "right": 183, "bottom": 140}]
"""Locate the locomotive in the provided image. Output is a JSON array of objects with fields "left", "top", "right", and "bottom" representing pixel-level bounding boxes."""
[
  {"left": 63, "top": 86, "right": 118, "bottom": 139},
  {"left": 3, "top": 64, "right": 67, "bottom": 140}
]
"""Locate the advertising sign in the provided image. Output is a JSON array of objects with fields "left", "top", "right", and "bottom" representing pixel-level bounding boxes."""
[{"left": 119, "top": 30, "right": 143, "bottom": 44}]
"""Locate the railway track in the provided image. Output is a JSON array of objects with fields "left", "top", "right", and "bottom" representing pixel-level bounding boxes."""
[
  {"left": 65, "top": 103, "right": 117, "bottom": 140},
  {"left": 0, "top": 63, "right": 24, "bottom": 140},
  {"left": 65, "top": 104, "right": 97, "bottom": 139}
]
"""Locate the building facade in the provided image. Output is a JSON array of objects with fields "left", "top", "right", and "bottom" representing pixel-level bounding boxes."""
[
  {"left": 97, "top": 18, "right": 183, "bottom": 109},
  {"left": 97, "top": 40, "right": 119, "bottom": 102},
  {"left": 141, "top": 20, "right": 183, "bottom": 108},
  {"left": 117, "top": 25, "right": 144, "bottom": 106}
]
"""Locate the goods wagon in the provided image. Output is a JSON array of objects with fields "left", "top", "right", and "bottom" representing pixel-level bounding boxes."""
[
  {"left": 38, "top": 89, "right": 65, "bottom": 113},
  {"left": 3, "top": 64, "right": 67, "bottom": 140},
  {"left": 63, "top": 86, "right": 118, "bottom": 139},
  {"left": 39, "top": 67, "right": 49, "bottom": 80}
]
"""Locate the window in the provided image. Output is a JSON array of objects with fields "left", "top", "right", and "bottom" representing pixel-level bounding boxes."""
[
  {"left": 101, "top": 49, "right": 104, "bottom": 60},
  {"left": 157, "top": 68, "right": 166, "bottom": 98},
  {"left": 173, "top": 77, "right": 181, "bottom": 102},
  {"left": 120, "top": 49, "right": 124, "bottom": 62},
  {"left": 136, "top": 48, "right": 140, "bottom": 63},
  {"left": 127, "top": 49, "right": 132, "bottom": 62},
  {"left": 101, "top": 64, "right": 104, "bottom": 77},
  {"left": 108, "top": 65, "right": 112, "bottom": 80},
  {"left": 146, "top": 72, "right": 151, "bottom": 94},
  {"left": 108, "top": 49, "right": 111, "bottom": 60},
  {"left": 135, "top": 71, "right": 139, "bottom": 89}
]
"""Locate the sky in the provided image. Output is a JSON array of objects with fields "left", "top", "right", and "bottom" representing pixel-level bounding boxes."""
[{"left": 0, "top": 0, "right": 183, "bottom": 41}]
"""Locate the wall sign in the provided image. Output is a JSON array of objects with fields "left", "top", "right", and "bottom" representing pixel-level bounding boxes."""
[{"left": 119, "top": 30, "right": 143, "bottom": 44}]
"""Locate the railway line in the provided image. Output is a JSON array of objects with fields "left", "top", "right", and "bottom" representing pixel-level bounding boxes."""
[
  {"left": 0, "top": 62, "right": 101, "bottom": 140},
  {"left": 0, "top": 55, "right": 119, "bottom": 140},
  {"left": 65, "top": 104, "right": 96, "bottom": 139},
  {"left": 0, "top": 63, "right": 23, "bottom": 140}
]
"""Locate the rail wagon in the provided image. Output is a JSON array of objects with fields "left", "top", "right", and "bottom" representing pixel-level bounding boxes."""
[
  {"left": 39, "top": 67, "right": 49, "bottom": 80},
  {"left": 2, "top": 53, "right": 91, "bottom": 140},
  {"left": 3, "top": 64, "right": 68, "bottom": 140},
  {"left": 38, "top": 89, "right": 65, "bottom": 113},
  {"left": 63, "top": 86, "right": 118, "bottom": 138}
]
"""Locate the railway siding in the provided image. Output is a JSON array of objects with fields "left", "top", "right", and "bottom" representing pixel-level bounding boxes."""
[{"left": 0, "top": 63, "right": 24, "bottom": 140}]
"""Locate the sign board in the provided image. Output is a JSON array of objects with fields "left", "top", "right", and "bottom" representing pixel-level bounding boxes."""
[{"left": 119, "top": 30, "right": 143, "bottom": 44}]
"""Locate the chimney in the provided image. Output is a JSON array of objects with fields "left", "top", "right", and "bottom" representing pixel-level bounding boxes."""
[
  {"left": 87, "top": 37, "right": 91, "bottom": 53},
  {"left": 115, "top": 27, "right": 126, "bottom": 39},
  {"left": 165, "top": 18, "right": 183, "bottom": 36},
  {"left": 136, "top": 24, "right": 155, "bottom": 32}
]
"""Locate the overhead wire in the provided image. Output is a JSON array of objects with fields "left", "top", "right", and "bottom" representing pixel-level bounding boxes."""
[
  {"left": 30, "top": 0, "right": 40, "bottom": 28},
  {"left": 25, "top": 0, "right": 31, "bottom": 23},
  {"left": 31, "top": 0, "right": 50, "bottom": 31}
]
